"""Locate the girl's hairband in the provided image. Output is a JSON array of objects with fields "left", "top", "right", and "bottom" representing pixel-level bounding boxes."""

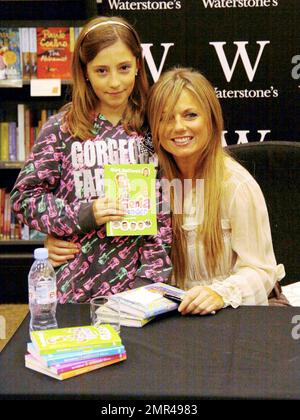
[{"left": 81, "top": 20, "right": 139, "bottom": 43}]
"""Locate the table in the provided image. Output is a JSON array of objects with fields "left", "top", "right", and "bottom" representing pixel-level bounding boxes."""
[{"left": 1, "top": 304, "right": 300, "bottom": 400}]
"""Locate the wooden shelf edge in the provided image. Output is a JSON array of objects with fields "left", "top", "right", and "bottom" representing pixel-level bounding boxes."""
[
  {"left": 0, "top": 240, "right": 44, "bottom": 245},
  {"left": 0, "top": 162, "right": 24, "bottom": 169}
]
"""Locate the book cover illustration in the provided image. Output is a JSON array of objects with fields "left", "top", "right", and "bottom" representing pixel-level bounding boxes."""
[
  {"left": 0, "top": 28, "right": 22, "bottom": 87},
  {"left": 104, "top": 163, "right": 157, "bottom": 236},
  {"left": 109, "top": 282, "right": 186, "bottom": 319},
  {"left": 37, "top": 27, "right": 71, "bottom": 79},
  {"left": 30, "top": 324, "right": 122, "bottom": 355}
]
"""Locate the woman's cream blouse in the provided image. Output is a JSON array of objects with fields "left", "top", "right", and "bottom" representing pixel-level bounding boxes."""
[{"left": 182, "top": 158, "right": 285, "bottom": 307}]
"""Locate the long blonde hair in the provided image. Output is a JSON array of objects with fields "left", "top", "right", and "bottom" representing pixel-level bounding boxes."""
[
  {"left": 62, "top": 16, "right": 149, "bottom": 140},
  {"left": 147, "top": 67, "right": 228, "bottom": 288}
]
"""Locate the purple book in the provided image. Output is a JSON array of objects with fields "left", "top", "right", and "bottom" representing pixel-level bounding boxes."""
[
  {"left": 8, "top": 122, "right": 17, "bottom": 161},
  {"left": 52, "top": 351, "right": 127, "bottom": 374}
]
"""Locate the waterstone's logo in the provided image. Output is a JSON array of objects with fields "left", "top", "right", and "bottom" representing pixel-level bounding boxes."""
[
  {"left": 142, "top": 43, "right": 174, "bottom": 82},
  {"left": 105, "top": 0, "right": 182, "bottom": 10},
  {"left": 210, "top": 40, "right": 279, "bottom": 99},
  {"left": 202, "top": 0, "right": 278, "bottom": 8},
  {"left": 222, "top": 130, "right": 271, "bottom": 146}
]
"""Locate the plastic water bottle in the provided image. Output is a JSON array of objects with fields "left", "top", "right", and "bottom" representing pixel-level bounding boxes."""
[{"left": 28, "top": 248, "right": 58, "bottom": 331}]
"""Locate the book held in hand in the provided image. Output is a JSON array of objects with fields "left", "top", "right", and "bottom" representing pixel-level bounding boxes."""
[{"left": 104, "top": 163, "right": 157, "bottom": 236}]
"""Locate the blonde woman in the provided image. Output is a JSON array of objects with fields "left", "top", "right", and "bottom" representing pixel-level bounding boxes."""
[{"left": 147, "top": 67, "right": 285, "bottom": 315}]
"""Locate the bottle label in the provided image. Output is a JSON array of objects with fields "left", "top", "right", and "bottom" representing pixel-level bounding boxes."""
[{"left": 30, "top": 277, "right": 57, "bottom": 304}]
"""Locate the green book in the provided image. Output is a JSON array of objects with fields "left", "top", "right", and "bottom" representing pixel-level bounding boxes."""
[
  {"left": 30, "top": 325, "right": 122, "bottom": 355},
  {"left": 104, "top": 163, "right": 157, "bottom": 236}
]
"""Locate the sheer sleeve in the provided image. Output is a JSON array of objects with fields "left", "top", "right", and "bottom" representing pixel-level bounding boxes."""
[{"left": 209, "top": 178, "right": 285, "bottom": 307}]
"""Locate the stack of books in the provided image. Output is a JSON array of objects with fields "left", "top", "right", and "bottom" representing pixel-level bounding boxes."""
[
  {"left": 97, "top": 283, "right": 186, "bottom": 328},
  {"left": 25, "top": 325, "right": 126, "bottom": 380}
]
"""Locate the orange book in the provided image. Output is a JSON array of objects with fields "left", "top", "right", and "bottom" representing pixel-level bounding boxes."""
[{"left": 37, "top": 27, "right": 71, "bottom": 80}]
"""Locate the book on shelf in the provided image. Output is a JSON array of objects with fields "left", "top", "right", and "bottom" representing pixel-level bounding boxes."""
[
  {"left": 20, "top": 27, "right": 31, "bottom": 81},
  {"left": 104, "top": 163, "right": 157, "bottom": 236},
  {"left": 0, "top": 26, "right": 83, "bottom": 83},
  {"left": 29, "top": 27, "right": 37, "bottom": 78},
  {"left": 0, "top": 27, "right": 22, "bottom": 87},
  {"left": 30, "top": 324, "right": 122, "bottom": 355},
  {"left": 8, "top": 121, "right": 17, "bottom": 161},
  {"left": 103, "top": 282, "right": 186, "bottom": 324},
  {"left": 0, "top": 122, "right": 9, "bottom": 161},
  {"left": 17, "top": 103, "right": 26, "bottom": 161},
  {"left": 0, "top": 189, "right": 47, "bottom": 240},
  {"left": 0, "top": 188, "right": 16, "bottom": 240},
  {"left": 37, "top": 27, "right": 72, "bottom": 80},
  {"left": 0, "top": 105, "right": 57, "bottom": 163}
]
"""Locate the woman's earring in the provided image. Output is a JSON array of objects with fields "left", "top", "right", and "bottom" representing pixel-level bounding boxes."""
[{"left": 135, "top": 71, "right": 138, "bottom": 77}]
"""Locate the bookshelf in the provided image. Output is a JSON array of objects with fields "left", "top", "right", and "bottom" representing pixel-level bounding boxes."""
[{"left": 0, "top": 0, "right": 97, "bottom": 302}]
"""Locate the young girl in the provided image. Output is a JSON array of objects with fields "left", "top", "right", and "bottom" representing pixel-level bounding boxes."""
[
  {"left": 10, "top": 16, "right": 172, "bottom": 303},
  {"left": 147, "top": 67, "right": 285, "bottom": 315}
]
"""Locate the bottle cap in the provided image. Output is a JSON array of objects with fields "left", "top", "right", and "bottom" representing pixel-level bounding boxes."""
[{"left": 34, "top": 248, "right": 49, "bottom": 260}]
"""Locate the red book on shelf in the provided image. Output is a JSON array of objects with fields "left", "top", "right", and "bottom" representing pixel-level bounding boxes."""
[{"left": 37, "top": 27, "right": 71, "bottom": 80}]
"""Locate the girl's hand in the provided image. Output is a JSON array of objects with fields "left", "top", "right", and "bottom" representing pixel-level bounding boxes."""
[
  {"left": 93, "top": 197, "right": 126, "bottom": 226},
  {"left": 178, "top": 286, "right": 224, "bottom": 315},
  {"left": 44, "top": 235, "right": 80, "bottom": 267}
]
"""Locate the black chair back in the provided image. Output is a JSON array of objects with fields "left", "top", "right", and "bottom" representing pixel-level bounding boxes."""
[{"left": 226, "top": 141, "right": 300, "bottom": 285}]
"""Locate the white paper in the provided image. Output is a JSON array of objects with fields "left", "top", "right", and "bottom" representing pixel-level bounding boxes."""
[
  {"left": 124, "top": 289, "right": 163, "bottom": 305},
  {"left": 30, "top": 78, "right": 61, "bottom": 97},
  {"left": 282, "top": 282, "right": 300, "bottom": 307}
]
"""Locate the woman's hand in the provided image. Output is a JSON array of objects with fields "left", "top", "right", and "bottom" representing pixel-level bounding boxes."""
[
  {"left": 178, "top": 286, "right": 224, "bottom": 315},
  {"left": 93, "top": 197, "right": 125, "bottom": 226},
  {"left": 44, "top": 235, "right": 80, "bottom": 268}
]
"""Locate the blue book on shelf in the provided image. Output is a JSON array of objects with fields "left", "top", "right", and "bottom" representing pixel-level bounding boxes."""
[{"left": 0, "top": 28, "right": 22, "bottom": 87}]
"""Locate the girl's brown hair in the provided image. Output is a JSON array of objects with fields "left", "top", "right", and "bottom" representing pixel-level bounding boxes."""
[
  {"left": 147, "top": 67, "right": 228, "bottom": 288},
  {"left": 63, "top": 16, "right": 149, "bottom": 140}
]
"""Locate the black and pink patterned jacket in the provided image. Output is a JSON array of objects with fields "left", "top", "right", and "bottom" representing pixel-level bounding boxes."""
[{"left": 11, "top": 112, "right": 172, "bottom": 303}]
